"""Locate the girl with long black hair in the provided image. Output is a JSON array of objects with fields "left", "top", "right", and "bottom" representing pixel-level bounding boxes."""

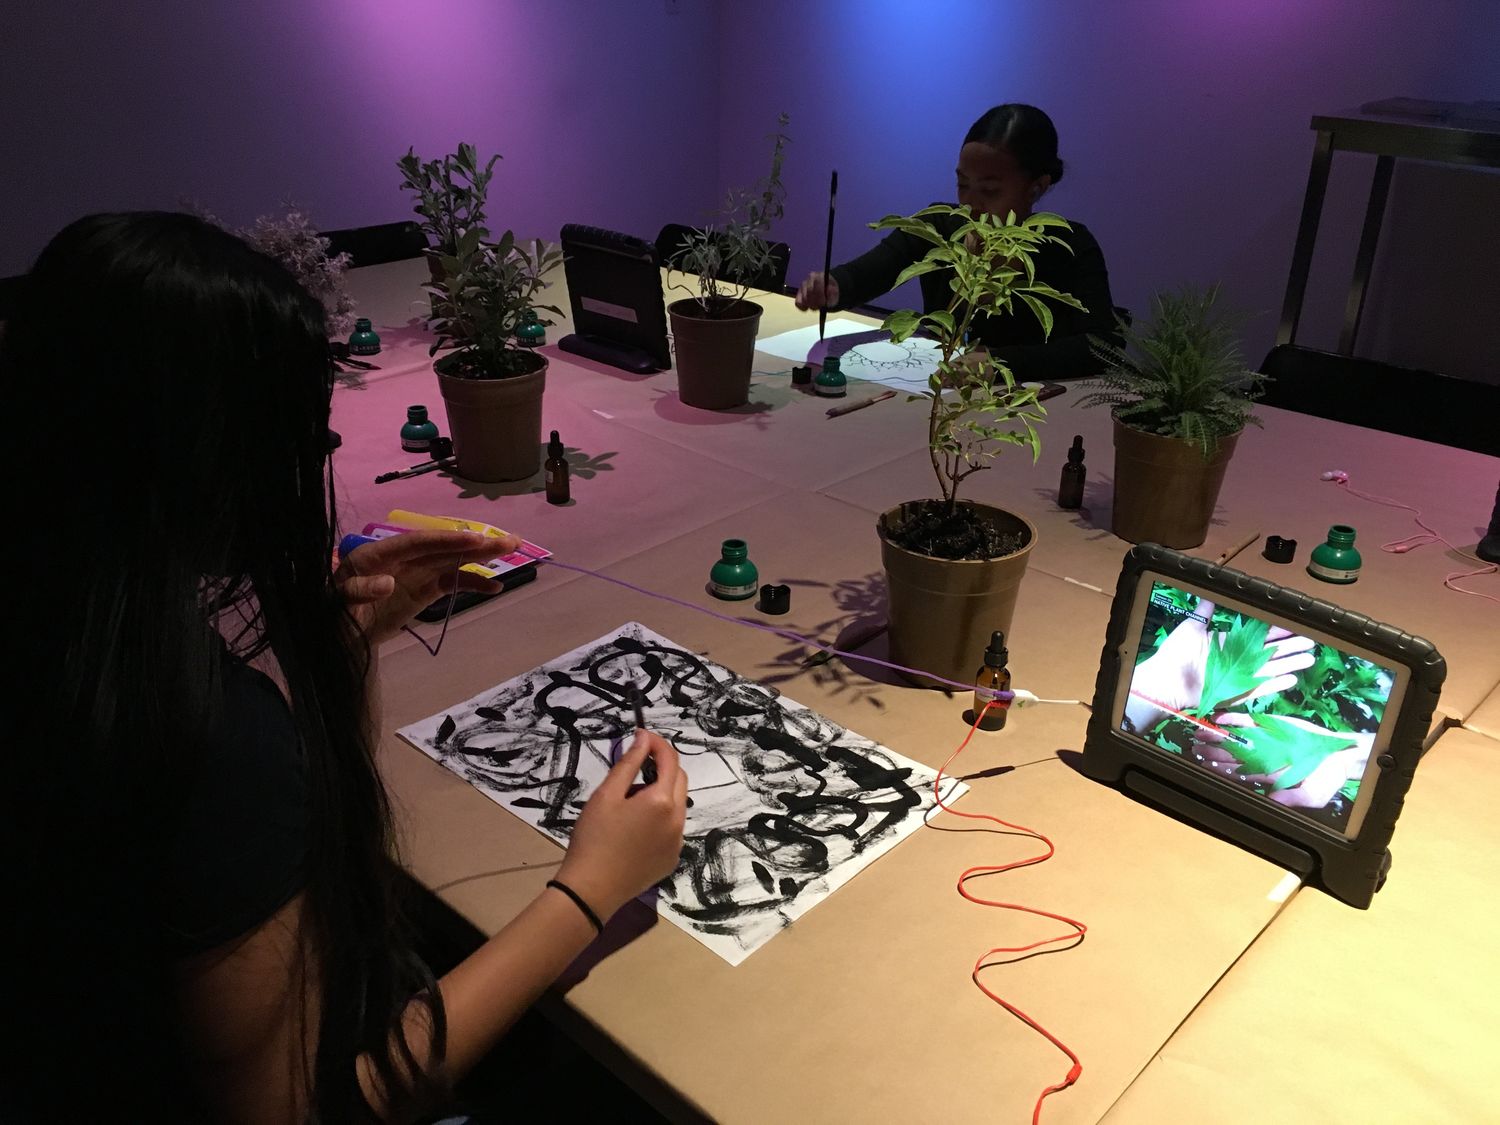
[{"left": 1, "top": 211, "right": 687, "bottom": 1123}]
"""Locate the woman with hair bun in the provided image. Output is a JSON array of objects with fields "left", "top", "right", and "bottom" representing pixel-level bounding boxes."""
[{"left": 796, "top": 104, "right": 1120, "bottom": 378}]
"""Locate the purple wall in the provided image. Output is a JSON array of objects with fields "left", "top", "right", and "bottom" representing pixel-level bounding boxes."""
[
  {"left": 6, "top": 1, "right": 1496, "bottom": 382},
  {"left": 717, "top": 0, "right": 1500, "bottom": 381},
  {"left": 1, "top": 0, "right": 720, "bottom": 274}
]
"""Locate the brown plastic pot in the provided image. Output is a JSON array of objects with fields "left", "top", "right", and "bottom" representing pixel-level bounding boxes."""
[
  {"left": 435, "top": 351, "right": 547, "bottom": 482},
  {"left": 668, "top": 298, "right": 762, "bottom": 410},
  {"left": 878, "top": 501, "right": 1037, "bottom": 690},
  {"left": 1111, "top": 416, "right": 1240, "bottom": 549}
]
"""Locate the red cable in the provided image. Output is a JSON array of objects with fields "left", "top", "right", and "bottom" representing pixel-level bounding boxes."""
[{"left": 930, "top": 702, "right": 1087, "bottom": 1124}]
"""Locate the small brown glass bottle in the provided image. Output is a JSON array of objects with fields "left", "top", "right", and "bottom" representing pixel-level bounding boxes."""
[
  {"left": 1057, "top": 435, "right": 1086, "bottom": 509},
  {"left": 544, "top": 430, "right": 569, "bottom": 505},
  {"left": 973, "top": 631, "right": 1011, "bottom": 731}
]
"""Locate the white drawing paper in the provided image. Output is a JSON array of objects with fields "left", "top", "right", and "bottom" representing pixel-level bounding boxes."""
[
  {"left": 757, "top": 317, "right": 948, "bottom": 392},
  {"left": 397, "top": 622, "right": 966, "bottom": 965}
]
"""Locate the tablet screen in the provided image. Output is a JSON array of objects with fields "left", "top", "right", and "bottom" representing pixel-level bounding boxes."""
[{"left": 1114, "top": 577, "right": 1403, "bottom": 839}]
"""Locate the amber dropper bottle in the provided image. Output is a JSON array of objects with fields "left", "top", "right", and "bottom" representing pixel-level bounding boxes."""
[
  {"left": 974, "top": 630, "right": 1011, "bottom": 731},
  {"left": 1057, "top": 435, "right": 1086, "bottom": 509},
  {"left": 544, "top": 430, "right": 570, "bottom": 505}
]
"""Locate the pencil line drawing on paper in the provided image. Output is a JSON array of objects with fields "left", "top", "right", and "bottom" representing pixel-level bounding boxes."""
[
  {"left": 843, "top": 336, "right": 940, "bottom": 373},
  {"left": 398, "top": 622, "right": 965, "bottom": 965}
]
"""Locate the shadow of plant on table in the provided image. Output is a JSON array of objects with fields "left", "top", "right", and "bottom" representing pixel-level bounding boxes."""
[
  {"left": 446, "top": 444, "right": 616, "bottom": 501},
  {"left": 651, "top": 386, "right": 776, "bottom": 428},
  {"left": 755, "top": 572, "right": 891, "bottom": 708}
]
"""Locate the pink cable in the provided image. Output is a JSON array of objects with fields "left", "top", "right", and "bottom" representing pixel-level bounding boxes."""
[{"left": 1332, "top": 478, "right": 1500, "bottom": 604}]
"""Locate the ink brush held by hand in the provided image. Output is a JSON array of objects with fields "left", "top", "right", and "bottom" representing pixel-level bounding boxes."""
[
  {"left": 827, "top": 389, "right": 896, "bottom": 418},
  {"left": 819, "top": 169, "right": 837, "bottom": 342},
  {"left": 629, "top": 685, "right": 657, "bottom": 786}
]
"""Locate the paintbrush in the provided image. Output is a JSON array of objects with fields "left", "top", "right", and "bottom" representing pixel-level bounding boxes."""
[
  {"left": 1214, "top": 532, "right": 1261, "bottom": 566},
  {"left": 819, "top": 169, "right": 837, "bottom": 341},
  {"left": 629, "top": 685, "right": 656, "bottom": 786}
]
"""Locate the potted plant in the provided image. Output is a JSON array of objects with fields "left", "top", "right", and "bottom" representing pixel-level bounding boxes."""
[
  {"left": 397, "top": 142, "right": 500, "bottom": 283},
  {"left": 666, "top": 113, "right": 789, "bottom": 410},
  {"left": 875, "top": 204, "right": 1084, "bottom": 688},
  {"left": 426, "top": 224, "right": 563, "bottom": 482},
  {"left": 189, "top": 199, "right": 357, "bottom": 339},
  {"left": 1077, "top": 284, "right": 1265, "bottom": 549}
]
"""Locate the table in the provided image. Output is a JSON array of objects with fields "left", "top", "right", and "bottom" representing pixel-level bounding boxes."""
[
  {"left": 1100, "top": 723, "right": 1500, "bottom": 1125},
  {"left": 338, "top": 260, "right": 1500, "bottom": 1123}
]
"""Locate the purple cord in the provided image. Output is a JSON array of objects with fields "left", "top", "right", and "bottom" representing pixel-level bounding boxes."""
[{"left": 518, "top": 548, "right": 1009, "bottom": 699}]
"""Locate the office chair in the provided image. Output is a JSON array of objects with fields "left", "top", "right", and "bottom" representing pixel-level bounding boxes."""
[
  {"left": 1259, "top": 344, "right": 1500, "bottom": 457},
  {"left": 654, "top": 222, "right": 791, "bottom": 294},
  {"left": 0, "top": 273, "right": 24, "bottom": 322},
  {"left": 321, "top": 221, "right": 428, "bottom": 267}
]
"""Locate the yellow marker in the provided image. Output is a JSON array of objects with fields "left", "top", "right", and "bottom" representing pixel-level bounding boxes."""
[
  {"left": 386, "top": 509, "right": 511, "bottom": 539},
  {"left": 385, "top": 509, "right": 514, "bottom": 580}
]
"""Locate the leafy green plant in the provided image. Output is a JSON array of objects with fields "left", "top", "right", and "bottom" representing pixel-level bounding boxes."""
[
  {"left": 397, "top": 142, "right": 500, "bottom": 254},
  {"left": 1077, "top": 283, "right": 1264, "bottom": 456},
  {"left": 875, "top": 205, "right": 1085, "bottom": 512},
  {"left": 1193, "top": 614, "right": 1270, "bottom": 718},
  {"left": 668, "top": 113, "right": 790, "bottom": 315},
  {"left": 425, "top": 225, "right": 562, "bottom": 378}
]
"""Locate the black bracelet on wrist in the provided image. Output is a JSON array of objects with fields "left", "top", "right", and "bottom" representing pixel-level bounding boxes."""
[{"left": 546, "top": 879, "right": 604, "bottom": 936}]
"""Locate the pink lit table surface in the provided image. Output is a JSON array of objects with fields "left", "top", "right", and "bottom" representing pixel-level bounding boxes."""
[
  {"left": 373, "top": 490, "right": 1291, "bottom": 1125},
  {"left": 1101, "top": 723, "right": 1500, "bottom": 1125}
]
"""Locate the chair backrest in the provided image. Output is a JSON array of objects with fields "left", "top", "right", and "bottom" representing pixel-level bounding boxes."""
[
  {"left": 1259, "top": 344, "right": 1500, "bottom": 456},
  {"left": 654, "top": 223, "right": 791, "bottom": 294},
  {"left": 321, "top": 221, "right": 428, "bottom": 267},
  {"left": 0, "top": 273, "right": 24, "bottom": 322}
]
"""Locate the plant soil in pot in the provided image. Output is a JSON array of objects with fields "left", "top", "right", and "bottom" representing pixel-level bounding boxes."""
[
  {"left": 435, "top": 349, "right": 547, "bottom": 482},
  {"left": 878, "top": 500, "right": 1037, "bottom": 689},
  {"left": 669, "top": 298, "right": 763, "bottom": 410},
  {"left": 1110, "top": 415, "right": 1239, "bottom": 549}
]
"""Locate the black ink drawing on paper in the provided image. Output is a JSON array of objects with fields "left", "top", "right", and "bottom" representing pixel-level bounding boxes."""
[{"left": 398, "top": 622, "right": 966, "bottom": 965}]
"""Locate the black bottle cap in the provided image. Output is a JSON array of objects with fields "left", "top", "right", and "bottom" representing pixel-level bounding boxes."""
[
  {"left": 758, "top": 583, "right": 791, "bottom": 615},
  {"left": 983, "top": 630, "right": 1008, "bottom": 667},
  {"left": 1263, "top": 535, "right": 1297, "bottom": 564},
  {"left": 548, "top": 430, "right": 564, "bottom": 458},
  {"left": 791, "top": 364, "right": 812, "bottom": 385},
  {"left": 1067, "top": 434, "right": 1085, "bottom": 463}
]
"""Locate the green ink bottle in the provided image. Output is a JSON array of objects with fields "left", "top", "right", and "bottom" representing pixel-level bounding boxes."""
[
  {"left": 349, "top": 317, "right": 381, "bottom": 356},
  {"left": 974, "top": 631, "right": 1011, "bottom": 731},
  {"left": 813, "top": 355, "right": 847, "bottom": 397},
  {"left": 400, "top": 404, "right": 440, "bottom": 453},
  {"left": 1307, "top": 524, "right": 1362, "bottom": 584},
  {"left": 516, "top": 308, "right": 546, "bottom": 349},
  {"left": 709, "top": 539, "right": 759, "bottom": 600}
]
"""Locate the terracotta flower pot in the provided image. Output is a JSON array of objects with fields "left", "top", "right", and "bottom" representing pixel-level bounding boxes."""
[
  {"left": 435, "top": 351, "right": 547, "bottom": 483},
  {"left": 1110, "top": 416, "right": 1240, "bottom": 549},
  {"left": 668, "top": 298, "right": 762, "bottom": 410},
  {"left": 878, "top": 501, "right": 1037, "bottom": 690}
]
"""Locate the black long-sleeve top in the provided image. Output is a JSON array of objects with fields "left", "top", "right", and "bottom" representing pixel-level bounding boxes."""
[{"left": 830, "top": 209, "right": 1120, "bottom": 379}]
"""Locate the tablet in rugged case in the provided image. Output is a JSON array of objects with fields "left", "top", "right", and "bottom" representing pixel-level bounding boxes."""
[{"left": 1082, "top": 544, "right": 1445, "bottom": 908}]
